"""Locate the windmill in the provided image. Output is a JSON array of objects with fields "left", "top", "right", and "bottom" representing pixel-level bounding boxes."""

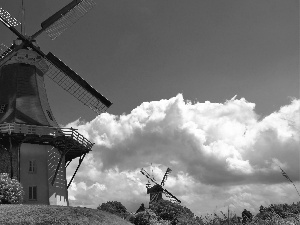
[
  {"left": 140, "top": 167, "right": 181, "bottom": 205},
  {"left": 0, "top": 0, "right": 112, "bottom": 205}
]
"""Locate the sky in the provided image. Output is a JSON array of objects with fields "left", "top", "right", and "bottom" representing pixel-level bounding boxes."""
[{"left": 1, "top": 0, "right": 299, "bottom": 217}]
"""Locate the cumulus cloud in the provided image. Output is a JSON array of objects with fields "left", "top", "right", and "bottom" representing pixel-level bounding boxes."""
[{"left": 65, "top": 94, "right": 300, "bottom": 215}]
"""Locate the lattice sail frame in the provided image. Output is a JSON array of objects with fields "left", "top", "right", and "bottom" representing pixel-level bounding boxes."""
[
  {"left": 42, "top": 0, "right": 96, "bottom": 40},
  {"left": 45, "top": 52, "right": 111, "bottom": 114},
  {"left": 0, "top": 43, "right": 13, "bottom": 59},
  {"left": 0, "top": 8, "right": 19, "bottom": 58},
  {"left": 0, "top": 8, "right": 21, "bottom": 27},
  {"left": 161, "top": 167, "right": 172, "bottom": 186}
]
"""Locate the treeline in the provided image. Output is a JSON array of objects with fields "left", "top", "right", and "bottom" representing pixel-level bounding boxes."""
[
  {"left": 256, "top": 202, "right": 300, "bottom": 220},
  {"left": 98, "top": 200, "right": 300, "bottom": 225}
]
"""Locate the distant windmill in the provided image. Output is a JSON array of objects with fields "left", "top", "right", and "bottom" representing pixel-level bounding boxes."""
[
  {"left": 0, "top": 0, "right": 112, "bottom": 205},
  {"left": 140, "top": 167, "right": 181, "bottom": 204}
]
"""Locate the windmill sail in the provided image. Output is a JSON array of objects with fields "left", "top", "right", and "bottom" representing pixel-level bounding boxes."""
[
  {"left": 161, "top": 167, "right": 172, "bottom": 186},
  {"left": 45, "top": 52, "right": 112, "bottom": 114},
  {"left": 141, "top": 168, "right": 157, "bottom": 184},
  {"left": 37, "top": 0, "right": 96, "bottom": 40},
  {"left": 0, "top": 8, "right": 21, "bottom": 27},
  {"left": 0, "top": 44, "right": 13, "bottom": 59},
  {"left": 163, "top": 189, "right": 181, "bottom": 203}
]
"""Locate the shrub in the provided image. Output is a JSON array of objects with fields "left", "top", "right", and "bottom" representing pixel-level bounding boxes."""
[
  {"left": 133, "top": 209, "right": 171, "bottom": 225},
  {"left": 133, "top": 211, "right": 150, "bottom": 225},
  {"left": 0, "top": 173, "right": 24, "bottom": 204},
  {"left": 97, "top": 201, "right": 129, "bottom": 219},
  {"left": 150, "top": 199, "right": 202, "bottom": 224}
]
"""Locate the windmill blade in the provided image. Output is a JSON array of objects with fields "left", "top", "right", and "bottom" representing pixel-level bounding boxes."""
[
  {"left": 32, "top": 0, "right": 96, "bottom": 40},
  {"left": 0, "top": 7, "right": 21, "bottom": 27},
  {"left": 163, "top": 189, "right": 181, "bottom": 204},
  {"left": 140, "top": 168, "right": 157, "bottom": 183},
  {"left": 0, "top": 44, "right": 12, "bottom": 59},
  {"left": 44, "top": 52, "right": 112, "bottom": 114},
  {"left": 161, "top": 167, "right": 172, "bottom": 186},
  {"left": 0, "top": 8, "right": 28, "bottom": 43}
]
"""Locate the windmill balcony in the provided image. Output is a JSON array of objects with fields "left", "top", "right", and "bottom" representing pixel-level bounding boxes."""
[{"left": 0, "top": 123, "right": 93, "bottom": 162}]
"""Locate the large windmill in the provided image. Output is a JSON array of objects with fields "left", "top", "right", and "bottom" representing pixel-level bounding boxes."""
[
  {"left": 140, "top": 167, "right": 181, "bottom": 205},
  {"left": 0, "top": 0, "right": 112, "bottom": 205}
]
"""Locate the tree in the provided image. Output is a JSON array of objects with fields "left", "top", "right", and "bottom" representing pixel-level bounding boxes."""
[
  {"left": 97, "top": 201, "right": 129, "bottom": 219},
  {"left": 0, "top": 173, "right": 24, "bottom": 204},
  {"left": 242, "top": 209, "right": 252, "bottom": 224}
]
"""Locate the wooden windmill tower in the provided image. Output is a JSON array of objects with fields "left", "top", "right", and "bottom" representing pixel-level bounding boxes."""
[
  {"left": 0, "top": 0, "right": 112, "bottom": 205},
  {"left": 140, "top": 167, "right": 181, "bottom": 205}
]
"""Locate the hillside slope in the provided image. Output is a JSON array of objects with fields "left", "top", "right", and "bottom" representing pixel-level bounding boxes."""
[{"left": 0, "top": 205, "right": 133, "bottom": 225}]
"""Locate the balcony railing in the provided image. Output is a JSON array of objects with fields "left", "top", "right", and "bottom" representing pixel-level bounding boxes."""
[{"left": 0, "top": 123, "right": 93, "bottom": 150}]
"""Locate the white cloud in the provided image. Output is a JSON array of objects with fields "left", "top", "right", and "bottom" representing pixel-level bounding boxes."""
[{"left": 65, "top": 94, "right": 300, "bottom": 216}]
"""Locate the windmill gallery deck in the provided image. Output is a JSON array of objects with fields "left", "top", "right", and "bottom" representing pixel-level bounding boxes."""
[{"left": 0, "top": 0, "right": 112, "bottom": 205}]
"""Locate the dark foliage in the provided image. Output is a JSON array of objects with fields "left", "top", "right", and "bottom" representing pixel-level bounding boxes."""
[
  {"left": 242, "top": 209, "right": 252, "bottom": 224},
  {"left": 132, "top": 209, "right": 170, "bottom": 225},
  {"left": 0, "top": 173, "right": 24, "bottom": 204},
  {"left": 133, "top": 212, "right": 150, "bottom": 225},
  {"left": 256, "top": 202, "right": 300, "bottom": 221},
  {"left": 97, "top": 201, "right": 129, "bottom": 219},
  {"left": 150, "top": 199, "right": 203, "bottom": 224}
]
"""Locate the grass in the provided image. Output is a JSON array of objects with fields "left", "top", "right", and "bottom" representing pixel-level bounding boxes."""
[
  {"left": 0, "top": 205, "right": 133, "bottom": 225},
  {"left": 0, "top": 204, "right": 299, "bottom": 225},
  {"left": 202, "top": 217, "right": 300, "bottom": 225},
  {"left": 200, "top": 213, "right": 300, "bottom": 225}
]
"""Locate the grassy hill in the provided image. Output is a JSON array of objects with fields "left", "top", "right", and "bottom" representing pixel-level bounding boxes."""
[{"left": 0, "top": 205, "right": 133, "bottom": 225}]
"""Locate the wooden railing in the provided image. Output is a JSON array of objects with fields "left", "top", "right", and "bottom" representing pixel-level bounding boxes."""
[
  {"left": 0, "top": 123, "right": 93, "bottom": 150},
  {"left": 60, "top": 128, "right": 94, "bottom": 150}
]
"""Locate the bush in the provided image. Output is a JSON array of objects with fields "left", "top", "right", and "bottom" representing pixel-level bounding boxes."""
[
  {"left": 134, "top": 209, "right": 171, "bottom": 225},
  {"left": 97, "top": 201, "right": 129, "bottom": 219},
  {"left": 0, "top": 173, "right": 24, "bottom": 204},
  {"left": 133, "top": 211, "right": 150, "bottom": 225},
  {"left": 150, "top": 199, "right": 202, "bottom": 224}
]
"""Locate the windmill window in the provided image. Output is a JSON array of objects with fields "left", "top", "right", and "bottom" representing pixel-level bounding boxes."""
[
  {"left": 29, "top": 186, "right": 37, "bottom": 201},
  {"left": 0, "top": 104, "right": 7, "bottom": 114},
  {"left": 46, "top": 110, "right": 53, "bottom": 121},
  {"left": 29, "top": 160, "right": 36, "bottom": 173}
]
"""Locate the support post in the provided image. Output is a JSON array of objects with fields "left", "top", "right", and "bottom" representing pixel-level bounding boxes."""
[
  {"left": 67, "top": 153, "right": 86, "bottom": 189},
  {"left": 228, "top": 206, "right": 230, "bottom": 225},
  {"left": 18, "top": 144, "right": 20, "bottom": 182},
  {"left": 9, "top": 136, "right": 13, "bottom": 179}
]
